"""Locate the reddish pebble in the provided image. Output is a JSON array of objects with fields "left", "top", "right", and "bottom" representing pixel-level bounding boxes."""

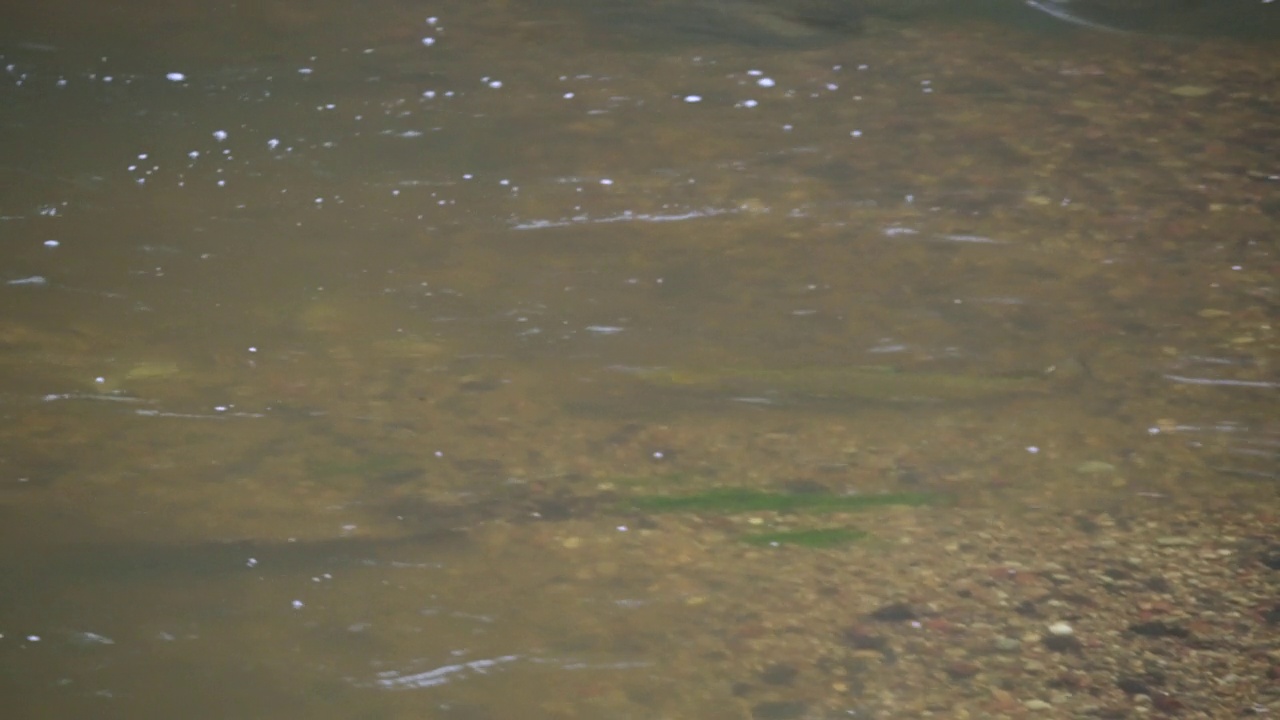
[{"left": 1151, "top": 692, "right": 1183, "bottom": 714}]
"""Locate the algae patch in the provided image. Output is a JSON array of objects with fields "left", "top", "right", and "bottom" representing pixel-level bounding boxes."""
[{"left": 627, "top": 488, "right": 935, "bottom": 549}]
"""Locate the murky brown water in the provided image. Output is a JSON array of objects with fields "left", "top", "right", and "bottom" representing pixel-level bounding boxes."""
[{"left": 1, "top": 1, "right": 1276, "bottom": 718}]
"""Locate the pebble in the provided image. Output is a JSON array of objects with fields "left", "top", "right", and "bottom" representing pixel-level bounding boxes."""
[
  {"left": 994, "top": 637, "right": 1022, "bottom": 652},
  {"left": 1024, "top": 699, "right": 1053, "bottom": 711},
  {"left": 1048, "top": 621, "right": 1074, "bottom": 636},
  {"left": 1075, "top": 461, "right": 1116, "bottom": 474}
]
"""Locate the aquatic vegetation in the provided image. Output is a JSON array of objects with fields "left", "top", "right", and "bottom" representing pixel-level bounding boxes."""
[
  {"left": 628, "top": 488, "right": 935, "bottom": 514},
  {"left": 628, "top": 488, "right": 932, "bottom": 549},
  {"left": 741, "top": 527, "right": 868, "bottom": 547}
]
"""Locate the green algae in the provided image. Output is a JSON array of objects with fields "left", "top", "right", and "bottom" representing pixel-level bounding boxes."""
[{"left": 628, "top": 488, "right": 934, "bottom": 514}]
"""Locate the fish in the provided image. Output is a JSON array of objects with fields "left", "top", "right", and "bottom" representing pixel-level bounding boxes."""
[
  {"left": 623, "top": 361, "right": 1075, "bottom": 404},
  {"left": 1024, "top": 0, "right": 1129, "bottom": 33}
]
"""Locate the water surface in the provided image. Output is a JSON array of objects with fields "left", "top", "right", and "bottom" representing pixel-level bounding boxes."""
[{"left": 1, "top": 1, "right": 1276, "bottom": 717}]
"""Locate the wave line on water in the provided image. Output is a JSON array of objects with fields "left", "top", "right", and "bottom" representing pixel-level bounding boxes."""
[
  {"left": 1163, "top": 374, "right": 1279, "bottom": 389},
  {"left": 134, "top": 409, "right": 268, "bottom": 419},
  {"left": 511, "top": 206, "right": 736, "bottom": 230},
  {"left": 371, "top": 654, "right": 521, "bottom": 690}
]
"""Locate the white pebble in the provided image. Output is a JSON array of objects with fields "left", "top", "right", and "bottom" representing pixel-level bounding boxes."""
[{"left": 1047, "top": 621, "right": 1073, "bottom": 636}]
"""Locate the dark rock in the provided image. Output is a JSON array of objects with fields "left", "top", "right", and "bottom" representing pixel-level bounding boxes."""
[
  {"left": 1264, "top": 603, "right": 1280, "bottom": 625},
  {"left": 1042, "top": 634, "right": 1083, "bottom": 653},
  {"left": 759, "top": 664, "right": 799, "bottom": 686},
  {"left": 867, "top": 602, "right": 917, "bottom": 622},
  {"left": 1074, "top": 515, "right": 1101, "bottom": 534},
  {"left": 895, "top": 466, "right": 924, "bottom": 485},
  {"left": 1128, "top": 620, "right": 1190, "bottom": 638},
  {"left": 840, "top": 626, "right": 889, "bottom": 651},
  {"left": 1048, "top": 671, "right": 1089, "bottom": 690},
  {"left": 945, "top": 661, "right": 980, "bottom": 680},
  {"left": 1117, "top": 677, "right": 1152, "bottom": 695},
  {"left": 530, "top": 498, "right": 576, "bottom": 521},
  {"left": 1104, "top": 567, "right": 1132, "bottom": 580},
  {"left": 1059, "top": 592, "right": 1095, "bottom": 607},
  {"left": 751, "top": 701, "right": 808, "bottom": 720},
  {"left": 1151, "top": 692, "right": 1183, "bottom": 714}
]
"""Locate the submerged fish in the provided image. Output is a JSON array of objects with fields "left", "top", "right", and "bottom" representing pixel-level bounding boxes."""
[
  {"left": 1023, "top": 0, "right": 1129, "bottom": 33},
  {"left": 591, "top": 0, "right": 863, "bottom": 49},
  {"left": 626, "top": 361, "right": 1078, "bottom": 403}
]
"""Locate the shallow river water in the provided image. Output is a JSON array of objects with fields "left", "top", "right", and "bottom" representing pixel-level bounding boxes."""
[{"left": 1, "top": 1, "right": 1276, "bottom": 718}]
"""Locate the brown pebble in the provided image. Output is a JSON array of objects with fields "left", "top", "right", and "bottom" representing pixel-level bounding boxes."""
[
  {"left": 1042, "top": 634, "right": 1083, "bottom": 653},
  {"left": 945, "top": 661, "right": 980, "bottom": 679},
  {"left": 1151, "top": 692, "right": 1183, "bottom": 714},
  {"left": 760, "top": 663, "right": 799, "bottom": 686},
  {"left": 1129, "top": 620, "right": 1190, "bottom": 638},
  {"left": 841, "top": 626, "right": 889, "bottom": 651},
  {"left": 867, "top": 602, "right": 917, "bottom": 622}
]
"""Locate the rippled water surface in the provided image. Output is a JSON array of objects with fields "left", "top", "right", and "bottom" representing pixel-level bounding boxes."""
[{"left": 1, "top": 1, "right": 1276, "bottom": 718}]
